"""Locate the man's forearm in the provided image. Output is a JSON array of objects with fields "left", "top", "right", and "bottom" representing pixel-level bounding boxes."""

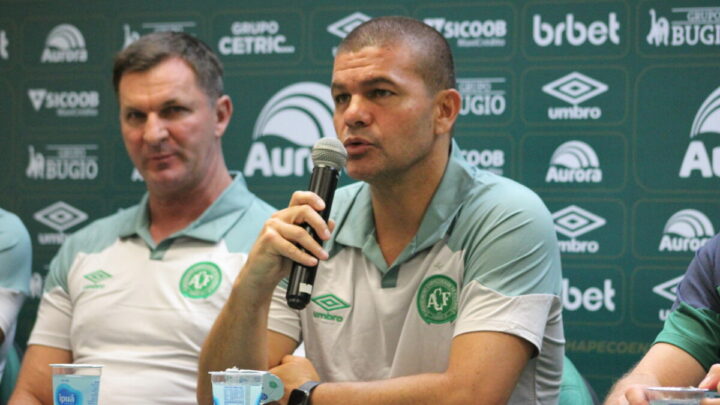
[
  {"left": 310, "top": 371, "right": 508, "bottom": 405},
  {"left": 197, "top": 269, "right": 274, "bottom": 405},
  {"left": 8, "top": 390, "right": 46, "bottom": 405},
  {"left": 604, "top": 372, "right": 661, "bottom": 405}
]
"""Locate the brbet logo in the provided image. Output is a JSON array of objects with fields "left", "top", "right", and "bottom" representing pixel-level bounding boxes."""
[
  {"left": 0, "top": 30, "right": 8, "bottom": 60},
  {"left": 542, "top": 72, "right": 607, "bottom": 120},
  {"left": 457, "top": 78, "right": 506, "bottom": 117},
  {"left": 679, "top": 86, "right": 720, "bottom": 178},
  {"left": 28, "top": 89, "right": 99, "bottom": 117},
  {"left": 563, "top": 278, "right": 616, "bottom": 312},
  {"left": 658, "top": 209, "right": 715, "bottom": 253},
  {"left": 546, "top": 140, "right": 602, "bottom": 183},
  {"left": 553, "top": 205, "right": 606, "bottom": 253},
  {"left": 647, "top": 7, "right": 720, "bottom": 47},
  {"left": 34, "top": 201, "right": 88, "bottom": 245},
  {"left": 327, "top": 12, "right": 371, "bottom": 39},
  {"left": 244, "top": 82, "right": 335, "bottom": 177},
  {"left": 424, "top": 18, "right": 506, "bottom": 48},
  {"left": 533, "top": 12, "right": 620, "bottom": 47},
  {"left": 41, "top": 24, "right": 87, "bottom": 63},
  {"left": 218, "top": 20, "right": 295, "bottom": 55},
  {"left": 26, "top": 144, "right": 99, "bottom": 181}
]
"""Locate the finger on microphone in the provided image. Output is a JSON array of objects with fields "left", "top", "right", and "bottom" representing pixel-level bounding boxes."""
[{"left": 288, "top": 191, "right": 326, "bottom": 211}]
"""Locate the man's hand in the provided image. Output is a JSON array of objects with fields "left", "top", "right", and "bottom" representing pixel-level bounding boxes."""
[
  {"left": 269, "top": 355, "right": 321, "bottom": 405},
  {"left": 239, "top": 191, "right": 334, "bottom": 293}
]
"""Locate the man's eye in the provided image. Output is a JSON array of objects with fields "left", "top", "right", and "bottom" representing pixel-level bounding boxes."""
[
  {"left": 125, "top": 111, "right": 145, "bottom": 123},
  {"left": 334, "top": 94, "right": 350, "bottom": 105},
  {"left": 163, "top": 106, "right": 188, "bottom": 118},
  {"left": 370, "top": 89, "right": 392, "bottom": 98}
]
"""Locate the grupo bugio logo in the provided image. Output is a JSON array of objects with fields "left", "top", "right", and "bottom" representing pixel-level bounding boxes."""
[{"left": 647, "top": 7, "right": 720, "bottom": 48}]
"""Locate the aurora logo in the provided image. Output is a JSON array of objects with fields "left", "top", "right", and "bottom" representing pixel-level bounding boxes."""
[
  {"left": 243, "top": 82, "right": 336, "bottom": 177},
  {"left": 659, "top": 209, "right": 715, "bottom": 252},
  {"left": 546, "top": 140, "right": 602, "bottom": 183},
  {"left": 41, "top": 24, "right": 87, "bottom": 63},
  {"left": 679, "top": 86, "right": 720, "bottom": 178}
]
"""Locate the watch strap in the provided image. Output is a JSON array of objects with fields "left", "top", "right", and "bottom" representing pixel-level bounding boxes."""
[{"left": 293, "top": 381, "right": 322, "bottom": 405}]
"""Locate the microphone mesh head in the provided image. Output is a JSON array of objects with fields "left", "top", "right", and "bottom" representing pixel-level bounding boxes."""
[{"left": 311, "top": 137, "right": 347, "bottom": 170}]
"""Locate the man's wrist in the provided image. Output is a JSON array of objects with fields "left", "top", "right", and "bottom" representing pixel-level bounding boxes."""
[{"left": 288, "top": 381, "right": 322, "bottom": 405}]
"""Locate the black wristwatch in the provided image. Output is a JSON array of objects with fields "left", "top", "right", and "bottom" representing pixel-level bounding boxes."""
[{"left": 288, "top": 381, "right": 322, "bottom": 405}]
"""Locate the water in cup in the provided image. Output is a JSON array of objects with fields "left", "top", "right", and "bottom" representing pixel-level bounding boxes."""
[{"left": 209, "top": 368, "right": 283, "bottom": 405}]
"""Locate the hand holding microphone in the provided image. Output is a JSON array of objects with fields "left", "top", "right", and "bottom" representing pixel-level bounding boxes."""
[{"left": 286, "top": 138, "right": 347, "bottom": 310}]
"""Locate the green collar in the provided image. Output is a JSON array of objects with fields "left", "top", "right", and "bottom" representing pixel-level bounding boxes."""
[
  {"left": 332, "top": 140, "right": 475, "bottom": 274},
  {"left": 118, "top": 175, "right": 256, "bottom": 250}
]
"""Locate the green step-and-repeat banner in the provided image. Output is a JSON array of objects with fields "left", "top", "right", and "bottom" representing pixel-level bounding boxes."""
[{"left": 1, "top": 0, "right": 719, "bottom": 398}]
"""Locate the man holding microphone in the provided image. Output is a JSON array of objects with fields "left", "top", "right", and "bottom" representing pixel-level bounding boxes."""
[{"left": 199, "top": 16, "right": 564, "bottom": 405}]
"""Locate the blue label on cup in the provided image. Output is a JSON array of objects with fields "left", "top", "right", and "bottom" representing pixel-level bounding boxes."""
[
  {"left": 52, "top": 375, "right": 100, "bottom": 405},
  {"left": 56, "top": 384, "right": 83, "bottom": 405}
]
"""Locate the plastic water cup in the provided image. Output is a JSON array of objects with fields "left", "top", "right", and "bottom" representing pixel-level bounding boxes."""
[
  {"left": 50, "top": 364, "right": 102, "bottom": 405},
  {"left": 645, "top": 386, "right": 707, "bottom": 405},
  {"left": 209, "top": 368, "right": 284, "bottom": 405}
]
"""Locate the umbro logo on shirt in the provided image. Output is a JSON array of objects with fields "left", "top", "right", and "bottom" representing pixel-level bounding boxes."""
[{"left": 83, "top": 270, "right": 112, "bottom": 289}]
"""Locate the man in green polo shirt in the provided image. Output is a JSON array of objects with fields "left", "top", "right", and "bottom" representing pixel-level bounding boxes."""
[
  {"left": 10, "top": 32, "right": 274, "bottom": 405},
  {"left": 199, "top": 16, "right": 564, "bottom": 405}
]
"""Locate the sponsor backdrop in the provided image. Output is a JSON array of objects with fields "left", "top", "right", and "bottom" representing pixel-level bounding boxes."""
[{"left": 1, "top": 0, "right": 719, "bottom": 398}]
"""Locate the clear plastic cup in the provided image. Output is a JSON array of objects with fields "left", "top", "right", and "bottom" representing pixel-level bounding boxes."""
[
  {"left": 645, "top": 386, "right": 707, "bottom": 405},
  {"left": 50, "top": 364, "right": 102, "bottom": 405},
  {"left": 209, "top": 368, "right": 283, "bottom": 405}
]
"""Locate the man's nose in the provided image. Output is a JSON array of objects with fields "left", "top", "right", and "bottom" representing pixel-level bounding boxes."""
[
  {"left": 143, "top": 114, "right": 168, "bottom": 144},
  {"left": 343, "top": 97, "right": 372, "bottom": 128}
]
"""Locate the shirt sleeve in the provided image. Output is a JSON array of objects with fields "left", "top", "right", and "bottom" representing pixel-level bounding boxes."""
[
  {"left": 0, "top": 210, "right": 32, "bottom": 336},
  {"left": 654, "top": 235, "right": 720, "bottom": 370},
  {"left": 451, "top": 179, "right": 564, "bottom": 353},
  {"left": 267, "top": 283, "right": 302, "bottom": 343},
  {"left": 27, "top": 251, "right": 74, "bottom": 350}
]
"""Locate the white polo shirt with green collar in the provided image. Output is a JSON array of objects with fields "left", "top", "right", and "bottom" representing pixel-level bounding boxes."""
[
  {"left": 29, "top": 176, "right": 274, "bottom": 405},
  {"left": 269, "top": 142, "right": 564, "bottom": 404}
]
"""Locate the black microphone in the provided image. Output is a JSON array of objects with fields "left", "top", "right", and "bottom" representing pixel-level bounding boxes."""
[{"left": 286, "top": 138, "right": 347, "bottom": 310}]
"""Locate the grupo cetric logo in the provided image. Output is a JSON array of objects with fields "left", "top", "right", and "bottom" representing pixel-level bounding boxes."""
[
  {"left": 552, "top": 205, "right": 607, "bottom": 254},
  {"left": 416, "top": 275, "right": 458, "bottom": 324},
  {"left": 679, "top": 86, "right": 720, "bottom": 178},
  {"left": 542, "top": 72, "right": 608, "bottom": 120},
  {"left": 546, "top": 140, "right": 602, "bottom": 183},
  {"left": 658, "top": 209, "right": 715, "bottom": 253},
  {"left": 243, "top": 82, "right": 335, "bottom": 178},
  {"left": 41, "top": 24, "right": 87, "bottom": 63},
  {"left": 179, "top": 262, "right": 222, "bottom": 299}
]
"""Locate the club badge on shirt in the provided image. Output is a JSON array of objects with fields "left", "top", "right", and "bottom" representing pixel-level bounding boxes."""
[
  {"left": 179, "top": 262, "right": 222, "bottom": 299},
  {"left": 417, "top": 275, "right": 458, "bottom": 324}
]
